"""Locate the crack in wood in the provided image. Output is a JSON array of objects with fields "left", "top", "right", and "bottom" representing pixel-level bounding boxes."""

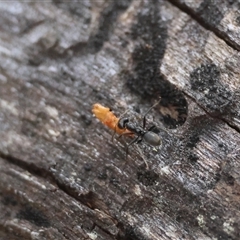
[
  {"left": 167, "top": 0, "right": 240, "bottom": 51},
  {"left": 0, "top": 152, "right": 116, "bottom": 221},
  {"left": 182, "top": 90, "right": 240, "bottom": 134}
]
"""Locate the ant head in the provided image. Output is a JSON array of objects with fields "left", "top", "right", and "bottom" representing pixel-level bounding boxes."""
[
  {"left": 143, "top": 131, "right": 161, "bottom": 146},
  {"left": 118, "top": 117, "right": 129, "bottom": 129}
]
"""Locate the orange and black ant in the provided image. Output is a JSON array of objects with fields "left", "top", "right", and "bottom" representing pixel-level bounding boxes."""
[
  {"left": 116, "top": 100, "right": 161, "bottom": 156},
  {"left": 92, "top": 99, "right": 161, "bottom": 163}
]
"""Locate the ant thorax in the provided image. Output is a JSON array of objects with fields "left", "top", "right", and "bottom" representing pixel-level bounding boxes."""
[{"left": 117, "top": 112, "right": 161, "bottom": 147}]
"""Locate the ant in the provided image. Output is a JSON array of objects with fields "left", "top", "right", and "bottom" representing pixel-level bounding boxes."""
[
  {"left": 116, "top": 99, "right": 161, "bottom": 156},
  {"left": 92, "top": 98, "right": 161, "bottom": 165}
]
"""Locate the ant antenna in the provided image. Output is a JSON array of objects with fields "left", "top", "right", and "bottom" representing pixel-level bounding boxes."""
[
  {"left": 135, "top": 144, "right": 149, "bottom": 169},
  {"left": 142, "top": 97, "right": 161, "bottom": 128}
]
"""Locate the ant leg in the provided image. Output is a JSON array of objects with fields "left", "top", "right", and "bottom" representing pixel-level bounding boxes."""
[
  {"left": 147, "top": 125, "right": 156, "bottom": 132},
  {"left": 125, "top": 137, "right": 149, "bottom": 169},
  {"left": 125, "top": 136, "right": 140, "bottom": 158},
  {"left": 135, "top": 144, "right": 149, "bottom": 169},
  {"left": 112, "top": 131, "right": 133, "bottom": 142},
  {"left": 111, "top": 127, "right": 117, "bottom": 142},
  {"left": 117, "top": 132, "right": 134, "bottom": 140},
  {"left": 142, "top": 98, "right": 161, "bottom": 129}
]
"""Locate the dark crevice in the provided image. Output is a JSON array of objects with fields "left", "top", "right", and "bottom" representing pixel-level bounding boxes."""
[
  {"left": 167, "top": 0, "right": 240, "bottom": 51},
  {"left": 220, "top": 116, "right": 240, "bottom": 134},
  {"left": 16, "top": 205, "right": 51, "bottom": 228},
  {"left": 0, "top": 152, "right": 57, "bottom": 185},
  {"left": 182, "top": 91, "right": 240, "bottom": 134},
  {"left": 0, "top": 152, "right": 122, "bottom": 237},
  {"left": 21, "top": 20, "right": 45, "bottom": 35},
  {"left": 87, "top": 0, "right": 133, "bottom": 54},
  {"left": 92, "top": 223, "right": 115, "bottom": 238},
  {"left": 0, "top": 152, "right": 115, "bottom": 220},
  {"left": 125, "top": 0, "right": 188, "bottom": 129}
]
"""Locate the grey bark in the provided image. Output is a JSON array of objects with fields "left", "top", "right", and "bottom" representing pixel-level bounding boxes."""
[{"left": 0, "top": 1, "right": 239, "bottom": 239}]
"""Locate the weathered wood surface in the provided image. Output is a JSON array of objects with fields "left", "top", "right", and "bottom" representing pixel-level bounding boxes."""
[{"left": 0, "top": 1, "right": 239, "bottom": 239}]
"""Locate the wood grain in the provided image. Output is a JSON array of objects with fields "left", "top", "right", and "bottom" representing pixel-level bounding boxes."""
[{"left": 0, "top": 1, "right": 239, "bottom": 239}]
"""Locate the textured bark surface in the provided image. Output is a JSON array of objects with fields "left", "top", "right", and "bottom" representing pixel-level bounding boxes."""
[{"left": 0, "top": 1, "right": 239, "bottom": 239}]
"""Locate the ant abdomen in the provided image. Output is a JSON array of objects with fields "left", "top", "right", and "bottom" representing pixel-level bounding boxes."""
[{"left": 142, "top": 131, "right": 161, "bottom": 146}]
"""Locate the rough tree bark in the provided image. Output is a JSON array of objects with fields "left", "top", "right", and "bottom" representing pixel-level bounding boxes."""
[{"left": 0, "top": 1, "right": 239, "bottom": 239}]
